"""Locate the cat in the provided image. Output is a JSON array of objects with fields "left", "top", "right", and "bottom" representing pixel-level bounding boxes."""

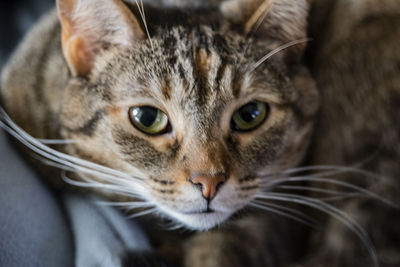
[{"left": 0, "top": 0, "right": 399, "bottom": 266}]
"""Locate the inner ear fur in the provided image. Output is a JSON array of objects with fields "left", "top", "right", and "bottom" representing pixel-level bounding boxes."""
[{"left": 57, "top": 0, "right": 145, "bottom": 77}]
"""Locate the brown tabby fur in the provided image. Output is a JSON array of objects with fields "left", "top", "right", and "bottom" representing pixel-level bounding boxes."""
[
  {"left": 304, "top": 0, "right": 400, "bottom": 266},
  {"left": 1, "top": 0, "right": 399, "bottom": 266}
]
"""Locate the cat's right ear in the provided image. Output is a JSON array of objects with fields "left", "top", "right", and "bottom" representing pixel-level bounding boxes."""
[
  {"left": 57, "top": 0, "right": 145, "bottom": 77},
  {"left": 221, "top": 0, "right": 310, "bottom": 55}
]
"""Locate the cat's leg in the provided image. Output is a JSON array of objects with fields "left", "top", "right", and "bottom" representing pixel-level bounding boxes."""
[{"left": 184, "top": 214, "right": 306, "bottom": 267}]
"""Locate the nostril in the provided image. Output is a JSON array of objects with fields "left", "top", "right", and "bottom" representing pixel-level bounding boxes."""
[
  {"left": 194, "top": 181, "right": 205, "bottom": 191},
  {"left": 189, "top": 173, "right": 228, "bottom": 200}
]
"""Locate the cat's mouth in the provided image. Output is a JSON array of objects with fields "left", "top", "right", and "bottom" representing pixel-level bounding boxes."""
[
  {"left": 161, "top": 205, "right": 233, "bottom": 230},
  {"left": 182, "top": 209, "right": 215, "bottom": 215}
]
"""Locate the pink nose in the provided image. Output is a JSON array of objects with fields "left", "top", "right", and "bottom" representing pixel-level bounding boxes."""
[{"left": 189, "top": 174, "right": 227, "bottom": 199}]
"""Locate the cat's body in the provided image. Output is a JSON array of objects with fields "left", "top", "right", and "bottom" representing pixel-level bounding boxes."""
[
  {"left": 304, "top": 0, "right": 400, "bottom": 265},
  {"left": 1, "top": 0, "right": 399, "bottom": 266}
]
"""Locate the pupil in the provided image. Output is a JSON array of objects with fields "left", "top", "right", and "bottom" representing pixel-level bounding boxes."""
[
  {"left": 137, "top": 106, "right": 157, "bottom": 127},
  {"left": 239, "top": 103, "right": 259, "bottom": 122}
]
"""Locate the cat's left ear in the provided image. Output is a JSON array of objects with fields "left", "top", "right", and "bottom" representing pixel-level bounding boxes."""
[
  {"left": 221, "top": 0, "right": 310, "bottom": 55},
  {"left": 57, "top": 0, "right": 145, "bottom": 77}
]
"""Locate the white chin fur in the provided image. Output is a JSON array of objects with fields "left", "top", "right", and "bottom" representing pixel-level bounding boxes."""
[{"left": 161, "top": 207, "right": 233, "bottom": 230}]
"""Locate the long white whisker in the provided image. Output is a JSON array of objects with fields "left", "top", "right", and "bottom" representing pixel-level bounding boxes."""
[
  {"left": 275, "top": 185, "right": 363, "bottom": 202},
  {"left": 321, "top": 193, "right": 364, "bottom": 202},
  {"left": 240, "top": 0, "right": 274, "bottom": 61},
  {"left": 95, "top": 201, "right": 153, "bottom": 208},
  {"left": 251, "top": 199, "right": 318, "bottom": 225},
  {"left": 250, "top": 38, "right": 311, "bottom": 72},
  {"left": 135, "top": 0, "right": 153, "bottom": 50},
  {"left": 62, "top": 174, "right": 133, "bottom": 196},
  {"left": 127, "top": 208, "right": 158, "bottom": 219},
  {"left": 0, "top": 109, "right": 115, "bottom": 177},
  {"left": 249, "top": 202, "right": 315, "bottom": 227},
  {"left": 61, "top": 171, "right": 141, "bottom": 198},
  {"left": 0, "top": 108, "right": 144, "bottom": 182},
  {"left": 37, "top": 139, "right": 77, "bottom": 145},
  {"left": 165, "top": 222, "right": 187, "bottom": 231},
  {"left": 80, "top": 174, "right": 146, "bottom": 196},
  {"left": 262, "top": 176, "right": 397, "bottom": 208},
  {"left": 1, "top": 108, "right": 151, "bottom": 206},
  {"left": 281, "top": 164, "right": 381, "bottom": 180},
  {"left": 255, "top": 193, "right": 379, "bottom": 267},
  {"left": 276, "top": 185, "right": 353, "bottom": 196},
  {"left": 29, "top": 146, "right": 147, "bottom": 196}
]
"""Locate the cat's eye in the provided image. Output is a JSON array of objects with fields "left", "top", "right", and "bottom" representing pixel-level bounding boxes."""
[
  {"left": 129, "top": 106, "right": 169, "bottom": 135},
  {"left": 231, "top": 101, "right": 269, "bottom": 132}
]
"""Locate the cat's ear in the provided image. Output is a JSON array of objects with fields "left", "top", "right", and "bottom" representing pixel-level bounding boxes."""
[
  {"left": 57, "top": 0, "right": 145, "bottom": 77},
  {"left": 221, "top": 0, "right": 310, "bottom": 53}
]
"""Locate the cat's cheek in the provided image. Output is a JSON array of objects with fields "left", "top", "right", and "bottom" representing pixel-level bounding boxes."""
[
  {"left": 271, "top": 121, "right": 315, "bottom": 171},
  {"left": 210, "top": 179, "right": 255, "bottom": 212}
]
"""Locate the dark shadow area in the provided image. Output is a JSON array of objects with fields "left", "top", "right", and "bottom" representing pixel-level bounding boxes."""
[{"left": 0, "top": 0, "right": 53, "bottom": 68}]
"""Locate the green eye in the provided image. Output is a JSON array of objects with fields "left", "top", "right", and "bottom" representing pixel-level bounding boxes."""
[
  {"left": 231, "top": 101, "right": 269, "bottom": 132},
  {"left": 129, "top": 106, "right": 169, "bottom": 135}
]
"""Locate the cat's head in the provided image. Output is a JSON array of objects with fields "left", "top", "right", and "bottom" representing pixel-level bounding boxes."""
[{"left": 57, "top": 0, "right": 319, "bottom": 230}]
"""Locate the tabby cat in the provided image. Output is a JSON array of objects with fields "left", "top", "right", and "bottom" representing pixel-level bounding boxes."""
[{"left": 1, "top": 0, "right": 399, "bottom": 266}]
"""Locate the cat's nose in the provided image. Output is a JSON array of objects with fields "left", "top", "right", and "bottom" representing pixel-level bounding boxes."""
[{"left": 189, "top": 174, "right": 227, "bottom": 200}]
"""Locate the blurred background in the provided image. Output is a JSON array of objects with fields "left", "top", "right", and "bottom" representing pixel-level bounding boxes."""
[{"left": 0, "top": 0, "right": 53, "bottom": 68}]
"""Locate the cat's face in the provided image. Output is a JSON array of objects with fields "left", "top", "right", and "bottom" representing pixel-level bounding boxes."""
[{"left": 58, "top": 0, "right": 319, "bottom": 230}]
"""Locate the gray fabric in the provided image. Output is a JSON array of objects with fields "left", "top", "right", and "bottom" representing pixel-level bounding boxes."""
[
  {"left": 64, "top": 194, "right": 151, "bottom": 267},
  {"left": 0, "top": 127, "right": 152, "bottom": 267},
  {"left": 0, "top": 129, "right": 74, "bottom": 267}
]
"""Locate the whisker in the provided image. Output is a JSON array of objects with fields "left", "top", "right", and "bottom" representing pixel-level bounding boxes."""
[
  {"left": 261, "top": 176, "right": 397, "bottom": 208},
  {"left": 281, "top": 164, "right": 382, "bottom": 181},
  {"left": 95, "top": 201, "right": 153, "bottom": 208},
  {"left": 62, "top": 174, "right": 132, "bottom": 196},
  {"left": 255, "top": 193, "right": 379, "bottom": 267},
  {"left": 321, "top": 193, "right": 364, "bottom": 202},
  {"left": 37, "top": 139, "right": 77, "bottom": 145},
  {"left": 249, "top": 202, "right": 315, "bottom": 227},
  {"left": 165, "top": 222, "right": 187, "bottom": 231},
  {"left": 33, "top": 149, "right": 146, "bottom": 194},
  {"left": 1, "top": 107, "right": 153, "bottom": 213},
  {"left": 274, "top": 185, "right": 363, "bottom": 202},
  {"left": 240, "top": 0, "right": 274, "bottom": 61},
  {"left": 250, "top": 38, "right": 311, "bottom": 72},
  {"left": 127, "top": 207, "right": 158, "bottom": 219},
  {"left": 276, "top": 185, "right": 353, "bottom": 196},
  {"left": 61, "top": 171, "right": 141, "bottom": 198},
  {"left": 251, "top": 199, "right": 318, "bottom": 226},
  {"left": 80, "top": 174, "right": 146, "bottom": 196},
  {"left": 135, "top": 0, "right": 153, "bottom": 50},
  {"left": 0, "top": 108, "right": 145, "bottom": 182},
  {"left": 29, "top": 152, "right": 148, "bottom": 204}
]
